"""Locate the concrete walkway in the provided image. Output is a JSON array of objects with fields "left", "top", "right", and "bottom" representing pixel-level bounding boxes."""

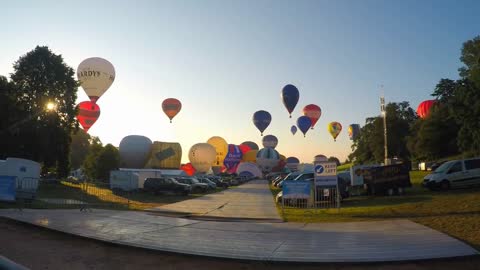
[
  {"left": 0, "top": 209, "right": 477, "bottom": 262},
  {"left": 148, "top": 180, "right": 282, "bottom": 221}
]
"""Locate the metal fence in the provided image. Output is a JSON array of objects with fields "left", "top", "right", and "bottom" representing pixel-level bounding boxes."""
[{"left": 5, "top": 179, "right": 132, "bottom": 211}]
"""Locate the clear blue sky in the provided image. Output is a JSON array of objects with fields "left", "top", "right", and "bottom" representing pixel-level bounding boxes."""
[{"left": 1, "top": 0, "right": 479, "bottom": 163}]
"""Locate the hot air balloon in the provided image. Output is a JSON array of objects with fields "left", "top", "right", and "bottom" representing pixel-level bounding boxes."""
[
  {"left": 314, "top": 155, "right": 328, "bottom": 162},
  {"left": 328, "top": 122, "right": 342, "bottom": 141},
  {"left": 256, "top": 148, "right": 280, "bottom": 173},
  {"left": 297, "top": 116, "right": 312, "bottom": 137},
  {"left": 303, "top": 104, "right": 321, "bottom": 129},
  {"left": 188, "top": 143, "right": 216, "bottom": 173},
  {"left": 76, "top": 101, "right": 100, "bottom": 132},
  {"left": 262, "top": 135, "right": 278, "bottom": 149},
  {"left": 348, "top": 124, "right": 361, "bottom": 140},
  {"left": 290, "top": 125, "right": 297, "bottom": 135},
  {"left": 241, "top": 141, "right": 259, "bottom": 150},
  {"left": 242, "top": 150, "right": 258, "bottom": 163},
  {"left": 119, "top": 135, "right": 152, "bottom": 168},
  {"left": 238, "top": 144, "right": 251, "bottom": 155},
  {"left": 224, "top": 144, "right": 243, "bottom": 173},
  {"left": 162, "top": 98, "right": 182, "bottom": 123},
  {"left": 207, "top": 136, "right": 228, "bottom": 167},
  {"left": 281, "top": 84, "right": 300, "bottom": 118},
  {"left": 416, "top": 100, "right": 435, "bottom": 119},
  {"left": 286, "top": 157, "right": 300, "bottom": 171},
  {"left": 236, "top": 162, "right": 262, "bottom": 179},
  {"left": 144, "top": 142, "right": 182, "bottom": 169},
  {"left": 253, "top": 110, "right": 271, "bottom": 136},
  {"left": 77, "top": 57, "right": 115, "bottom": 103}
]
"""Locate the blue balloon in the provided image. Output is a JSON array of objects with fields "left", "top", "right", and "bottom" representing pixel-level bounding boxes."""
[
  {"left": 281, "top": 84, "right": 299, "bottom": 118},
  {"left": 253, "top": 110, "right": 272, "bottom": 136},
  {"left": 297, "top": 116, "right": 312, "bottom": 137},
  {"left": 290, "top": 125, "right": 297, "bottom": 135}
]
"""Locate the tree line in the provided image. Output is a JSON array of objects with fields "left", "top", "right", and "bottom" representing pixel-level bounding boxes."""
[
  {"left": 349, "top": 36, "right": 480, "bottom": 164},
  {"left": 0, "top": 46, "right": 118, "bottom": 179}
]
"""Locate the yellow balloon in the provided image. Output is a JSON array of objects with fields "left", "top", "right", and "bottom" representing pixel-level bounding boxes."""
[
  {"left": 279, "top": 154, "right": 286, "bottom": 161},
  {"left": 328, "top": 122, "right": 342, "bottom": 141},
  {"left": 207, "top": 136, "right": 228, "bottom": 166},
  {"left": 242, "top": 150, "right": 258, "bottom": 163}
]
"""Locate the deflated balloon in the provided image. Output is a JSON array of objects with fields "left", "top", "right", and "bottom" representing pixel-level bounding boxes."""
[
  {"left": 76, "top": 101, "right": 100, "bottom": 132},
  {"left": 181, "top": 163, "right": 196, "bottom": 176},
  {"left": 328, "top": 122, "right": 342, "bottom": 141},
  {"left": 297, "top": 116, "right": 312, "bottom": 137},
  {"left": 290, "top": 125, "right": 297, "bottom": 135},
  {"left": 262, "top": 135, "right": 278, "bottom": 149},
  {"left": 253, "top": 110, "right": 271, "bottom": 136},
  {"left": 188, "top": 143, "right": 216, "bottom": 173},
  {"left": 303, "top": 104, "right": 321, "bottom": 129},
  {"left": 162, "top": 98, "right": 182, "bottom": 123},
  {"left": 281, "top": 84, "right": 300, "bottom": 118},
  {"left": 77, "top": 57, "right": 115, "bottom": 103}
]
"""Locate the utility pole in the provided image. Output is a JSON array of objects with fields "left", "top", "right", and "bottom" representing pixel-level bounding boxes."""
[{"left": 380, "top": 90, "right": 388, "bottom": 165}]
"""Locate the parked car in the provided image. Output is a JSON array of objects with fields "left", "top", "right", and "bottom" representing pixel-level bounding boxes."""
[
  {"left": 197, "top": 177, "right": 217, "bottom": 190},
  {"left": 144, "top": 177, "right": 191, "bottom": 195},
  {"left": 207, "top": 176, "right": 229, "bottom": 188},
  {"left": 176, "top": 177, "right": 209, "bottom": 193},
  {"left": 423, "top": 157, "right": 480, "bottom": 190}
]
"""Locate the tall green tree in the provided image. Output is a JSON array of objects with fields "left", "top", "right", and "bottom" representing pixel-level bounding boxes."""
[
  {"left": 349, "top": 102, "right": 416, "bottom": 164},
  {"left": 0, "top": 76, "right": 21, "bottom": 159},
  {"left": 82, "top": 137, "right": 103, "bottom": 180},
  {"left": 9, "top": 46, "right": 78, "bottom": 176},
  {"left": 96, "top": 144, "right": 120, "bottom": 181},
  {"left": 70, "top": 129, "right": 91, "bottom": 170}
]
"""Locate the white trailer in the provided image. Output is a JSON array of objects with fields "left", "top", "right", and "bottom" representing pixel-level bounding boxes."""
[{"left": 0, "top": 157, "right": 41, "bottom": 200}]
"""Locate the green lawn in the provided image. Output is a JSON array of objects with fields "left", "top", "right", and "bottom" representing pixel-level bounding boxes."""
[
  {"left": 273, "top": 170, "right": 480, "bottom": 250},
  {"left": 1, "top": 181, "right": 221, "bottom": 211}
]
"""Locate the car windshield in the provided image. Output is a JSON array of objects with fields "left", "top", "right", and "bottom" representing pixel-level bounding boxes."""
[
  {"left": 285, "top": 173, "right": 299, "bottom": 180},
  {"left": 434, "top": 161, "right": 454, "bottom": 173},
  {"left": 189, "top": 178, "right": 199, "bottom": 184}
]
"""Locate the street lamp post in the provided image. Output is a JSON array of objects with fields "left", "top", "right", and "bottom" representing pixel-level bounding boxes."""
[{"left": 380, "top": 95, "right": 388, "bottom": 165}]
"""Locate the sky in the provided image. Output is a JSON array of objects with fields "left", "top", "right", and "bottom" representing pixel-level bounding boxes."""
[{"left": 1, "top": 0, "right": 479, "bottom": 164}]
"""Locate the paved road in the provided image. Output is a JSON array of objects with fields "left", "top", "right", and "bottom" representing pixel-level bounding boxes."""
[
  {"left": 0, "top": 209, "right": 477, "bottom": 262},
  {"left": 148, "top": 180, "right": 282, "bottom": 221}
]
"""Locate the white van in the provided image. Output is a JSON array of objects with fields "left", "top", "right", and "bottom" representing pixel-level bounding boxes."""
[
  {"left": 0, "top": 157, "right": 41, "bottom": 200},
  {"left": 423, "top": 158, "right": 480, "bottom": 190}
]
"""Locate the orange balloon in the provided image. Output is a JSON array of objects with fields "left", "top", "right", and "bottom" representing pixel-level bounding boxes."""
[{"left": 162, "top": 98, "right": 182, "bottom": 123}]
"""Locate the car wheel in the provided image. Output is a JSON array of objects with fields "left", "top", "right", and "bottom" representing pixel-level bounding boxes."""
[{"left": 440, "top": 180, "right": 450, "bottom": 191}]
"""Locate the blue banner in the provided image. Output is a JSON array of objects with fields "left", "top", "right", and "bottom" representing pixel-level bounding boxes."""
[
  {"left": 0, "top": 176, "right": 16, "bottom": 202},
  {"left": 283, "top": 180, "right": 311, "bottom": 199}
]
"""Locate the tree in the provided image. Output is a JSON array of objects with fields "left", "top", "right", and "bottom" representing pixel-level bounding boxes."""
[
  {"left": 9, "top": 46, "right": 78, "bottom": 177},
  {"left": 95, "top": 144, "right": 120, "bottom": 181},
  {"left": 0, "top": 76, "right": 22, "bottom": 159},
  {"left": 82, "top": 137, "right": 103, "bottom": 180},
  {"left": 459, "top": 36, "right": 480, "bottom": 88},
  {"left": 70, "top": 129, "right": 91, "bottom": 169},
  {"left": 328, "top": 156, "right": 341, "bottom": 166},
  {"left": 349, "top": 102, "right": 416, "bottom": 164}
]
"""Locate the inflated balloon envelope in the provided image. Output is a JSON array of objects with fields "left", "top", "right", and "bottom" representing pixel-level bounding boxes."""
[
  {"left": 76, "top": 101, "right": 100, "bottom": 132},
  {"left": 144, "top": 141, "right": 182, "bottom": 169},
  {"left": 77, "top": 57, "right": 115, "bottom": 103}
]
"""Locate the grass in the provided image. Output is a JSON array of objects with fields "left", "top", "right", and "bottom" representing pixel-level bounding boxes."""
[
  {"left": 1, "top": 181, "right": 221, "bottom": 211},
  {"left": 273, "top": 170, "right": 480, "bottom": 250}
]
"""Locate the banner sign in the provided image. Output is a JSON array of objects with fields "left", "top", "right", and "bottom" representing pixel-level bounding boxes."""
[
  {"left": 0, "top": 175, "right": 16, "bottom": 202},
  {"left": 314, "top": 161, "right": 338, "bottom": 186},
  {"left": 283, "top": 180, "right": 311, "bottom": 199}
]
